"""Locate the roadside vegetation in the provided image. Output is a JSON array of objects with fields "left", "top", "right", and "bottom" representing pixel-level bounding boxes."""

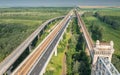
[
  {"left": 82, "top": 9, "right": 120, "bottom": 72},
  {"left": 66, "top": 17, "right": 91, "bottom": 75},
  {"left": 0, "top": 7, "right": 71, "bottom": 62},
  {"left": 44, "top": 31, "right": 70, "bottom": 75},
  {"left": 44, "top": 17, "right": 91, "bottom": 75}
]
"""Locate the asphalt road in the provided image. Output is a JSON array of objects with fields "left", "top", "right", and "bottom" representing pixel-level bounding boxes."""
[{"left": 29, "top": 17, "right": 71, "bottom": 75}]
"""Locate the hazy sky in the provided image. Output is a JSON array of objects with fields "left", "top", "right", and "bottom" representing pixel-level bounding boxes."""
[{"left": 0, "top": 0, "right": 120, "bottom": 7}]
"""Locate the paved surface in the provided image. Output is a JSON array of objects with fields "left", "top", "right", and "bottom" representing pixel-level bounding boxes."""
[
  {"left": 29, "top": 18, "right": 70, "bottom": 75},
  {"left": 12, "top": 11, "right": 72, "bottom": 75},
  {"left": 0, "top": 16, "right": 64, "bottom": 75}
]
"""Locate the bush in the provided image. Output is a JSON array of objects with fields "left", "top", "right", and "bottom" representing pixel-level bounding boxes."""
[
  {"left": 66, "top": 18, "right": 91, "bottom": 75},
  {"left": 89, "top": 23, "right": 103, "bottom": 41}
]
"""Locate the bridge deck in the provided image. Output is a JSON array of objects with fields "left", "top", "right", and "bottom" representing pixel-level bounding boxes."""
[
  {"left": 75, "top": 10, "right": 93, "bottom": 58},
  {"left": 0, "top": 16, "right": 64, "bottom": 75},
  {"left": 12, "top": 11, "right": 72, "bottom": 75}
]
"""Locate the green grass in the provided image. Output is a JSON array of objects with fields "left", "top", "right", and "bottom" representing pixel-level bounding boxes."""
[
  {"left": 0, "top": 19, "right": 42, "bottom": 27},
  {"left": 78, "top": 7, "right": 120, "bottom": 13},
  {"left": 0, "top": 7, "right": 71, "bottom": 62},
  {"left": 45, "top": 52, "right": 64, "bottom": 75},
  {"left": 96, "top": 10, "right": 120, "bottom": 17}
]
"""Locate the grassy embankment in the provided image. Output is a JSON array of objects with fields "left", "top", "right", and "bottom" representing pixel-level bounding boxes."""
[
  {"left": 0, "top": 7, "right": 71, "bottom": 62},
  {"left": 82, "top": 9, "right": 120, "bottom": 72}
]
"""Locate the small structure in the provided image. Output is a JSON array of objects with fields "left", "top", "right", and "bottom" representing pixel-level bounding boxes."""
[{"left": 92, "top": 40, "right": 114, "bottom": 65}]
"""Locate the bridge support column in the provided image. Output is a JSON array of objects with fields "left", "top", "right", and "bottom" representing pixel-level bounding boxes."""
[
  {"left": 6, "top": 66, "right": 13, "bottom": 75},
  {"left": 54, "top": 46, "right": 57, "bottom": 56},
  {"left": 37, "top": 34, "right": 40, "bottom": 39},
  {"left": 43, "top": 69, "right": 46, "bottom": 74},
  {"left": 37, "top": 32, "right": 42, "bottom": 40},
  {"left": 29, "top": 43, "right": 32, "bottom": 52},
  {"left": 60, "top": 35, "right": 63, "bottom": 41}
]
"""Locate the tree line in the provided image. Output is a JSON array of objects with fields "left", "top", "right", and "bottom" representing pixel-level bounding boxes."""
[
  {"left": 95, "top": 12, "right": 120, "bottom": 30},
  {"left": 66, "top": 18, "right": 91, "bottom": 75}
]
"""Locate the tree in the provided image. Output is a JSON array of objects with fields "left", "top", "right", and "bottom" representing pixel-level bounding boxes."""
[{"left": 73, "top": 61, "right": 80, "bottom": 75}]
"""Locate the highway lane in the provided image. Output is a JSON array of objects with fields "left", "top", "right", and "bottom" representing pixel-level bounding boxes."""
[
  {"left": 0, "top": 16, "right": 64, "bottom": 75},
  {"left": 29, "top": 17, "right": 71, "bottom": 75}
]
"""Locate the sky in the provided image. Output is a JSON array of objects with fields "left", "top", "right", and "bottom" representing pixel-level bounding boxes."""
[{"left": 0, "top": 0, "right": 120, "bottom": 7}]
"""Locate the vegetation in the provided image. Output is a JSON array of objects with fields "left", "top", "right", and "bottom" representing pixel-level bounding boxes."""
[
  {"left": 0, "top": 7, "right": 71, "bottom": 62},
  {"left": 44, "top": 17, "right": 91, "bottom": 75},
  {"left": 82, "top": 9, "right": 120, "bottom": 72},
  {"left": 66, "top": 17, "right": 91, "bottom": 75},
  {"left": 82, "top": 12, "right": 93, "bottom": 17},
  {"left": 82, "top": 12, "right": 104, "bottom": 41},
  {"left": 44, "top": 32, "right": 70, "bottom": 75},
  {"left": 95, "top": 11, "right": 120, "bottom": 29},
  {"left": 89, "top": 21, "right": 103, "bottom": 41}
]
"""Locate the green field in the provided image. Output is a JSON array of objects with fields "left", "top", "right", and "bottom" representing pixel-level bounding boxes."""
[
  {"left": 82, "top": 9, "right": 120, "bottom": 71},
  {"left": 0, "top": 7, "right": 71, "bottom": 62}
]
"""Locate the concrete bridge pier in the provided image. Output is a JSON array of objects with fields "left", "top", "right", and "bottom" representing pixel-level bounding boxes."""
[
  {"left": 44, "top": 25, "right": 47, "bottom": 30},
  {"left": 60, "top": 36, "right": 63, "bottom": 41},
  {"left": 37, "top": 34, "right": 40, "bottom": 39},
  {"left": 38, "top": 31, "right": 43, "bottom": 40},
  {"left": 28, "top": 43, "right": 32, "bottom": 52},
  {"left": 6, "top": 66, "right": 13, "bottom": 75},
  {"left": 54, "top": 19, "right": 71, "bottom": 56},
  {"left": 54, "top": 39, "right": 59, "bottom": 56},
  {"left": 43, "top": 69, "right": 46, "bottom": 74},
  {"left": 54, "top": 47, "right": 57, "bottom": 56}
]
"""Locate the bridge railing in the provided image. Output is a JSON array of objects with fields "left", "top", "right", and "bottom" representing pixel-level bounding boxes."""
[{"left": 75, "top": 10, "right": 94, "bottom": 58}]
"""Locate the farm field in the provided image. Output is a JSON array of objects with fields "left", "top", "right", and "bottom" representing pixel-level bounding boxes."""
[
  {"left": 82, "top": 9, "right": 120, "bottom": 71},
  {"left": 0, "top": 7, "right": 71, "bottom": 62}
]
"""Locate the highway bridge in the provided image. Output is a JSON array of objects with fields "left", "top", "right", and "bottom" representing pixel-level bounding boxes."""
[
  {"left": 75, "top": 10, "right": 120, "bottom": 75},
  {"left": 0, "top": 16, "right": 64, "bottom": 75},
  {"left": 11, "top": 10, "right": 73, "bottom": 75},
  {"left": 28, "top": 14, "right": 71, "bottom": 75}
]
